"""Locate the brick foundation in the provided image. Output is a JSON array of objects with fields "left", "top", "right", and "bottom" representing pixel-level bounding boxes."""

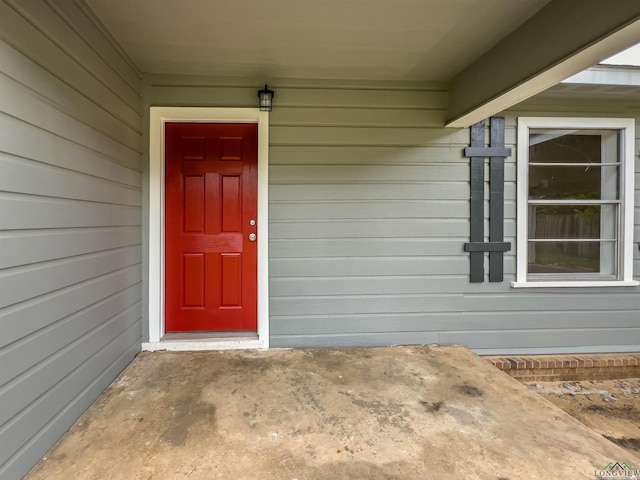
[{"left": 484, "top": 353, "right": 640, "bottom": 382}]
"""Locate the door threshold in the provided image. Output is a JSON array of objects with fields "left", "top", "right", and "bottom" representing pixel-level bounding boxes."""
[
  {"left": 142, "top": 331, "right": 262, "bottom": 351},
  {"left": 163, "top": 331, "right": 258, "bottom": 340}
]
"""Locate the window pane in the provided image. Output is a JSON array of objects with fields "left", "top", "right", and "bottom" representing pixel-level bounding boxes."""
[
  {"left": 528, "top": 131, "right": 620, "bottom": 200},
  {"left": 527, "top": 241, "right": 616, "bottom": 275},
  {"left": 529, "top": 165, "right": 619, "bottom": 200},
  {"left": 529, "top": 132, "right": 610, "bottom": 164},
  {"left": 528, "top": 204, "right": 617, "bottom": 240}
]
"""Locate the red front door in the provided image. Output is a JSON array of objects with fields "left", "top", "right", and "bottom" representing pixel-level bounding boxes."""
[{"left": 165, "top": 122, "right": 258, "bottom": 332}]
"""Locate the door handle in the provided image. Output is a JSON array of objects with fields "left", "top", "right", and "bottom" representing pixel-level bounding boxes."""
[{"left": 249, "top": 233, "right": 256, "bottom": 241}]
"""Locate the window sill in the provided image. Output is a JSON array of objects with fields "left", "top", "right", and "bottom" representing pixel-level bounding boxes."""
[{"left": 511, "top": 280, "right": 640, "bottom": 288}]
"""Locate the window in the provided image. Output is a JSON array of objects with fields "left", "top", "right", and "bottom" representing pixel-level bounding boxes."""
[{"left": 513, "top": 117, "right": 637, "bottom": 287}]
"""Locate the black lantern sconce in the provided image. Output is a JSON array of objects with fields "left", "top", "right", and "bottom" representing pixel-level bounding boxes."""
[{"left": 258, "top": 84, "right": 275, "bottom": 111}]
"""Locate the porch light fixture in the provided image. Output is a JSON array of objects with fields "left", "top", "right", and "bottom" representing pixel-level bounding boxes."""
[{"left": 258, "top": 84, "right": 274, "bottom": 111}]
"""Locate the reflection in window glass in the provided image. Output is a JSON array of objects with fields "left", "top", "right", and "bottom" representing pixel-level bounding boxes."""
[
  {"left": 528, "top": 133, "right": 620, "bottom": 200},
  {"left": 528, "top": 241, "right": 616, "bottom": 274},
  {"left": 529, "top": 133, "right": 602, "bottom": 164}
]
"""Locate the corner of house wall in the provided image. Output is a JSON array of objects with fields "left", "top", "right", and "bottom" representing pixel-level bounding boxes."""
[{"left": 141, "top": 75, "right": 152, "bottom": 342}]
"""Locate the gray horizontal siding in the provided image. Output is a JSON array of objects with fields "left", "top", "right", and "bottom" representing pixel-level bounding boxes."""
[
  {"left": 270, "top": 163, "right": 516, "bottom": 182},
  {"left": 0, "top": 153, "right": 141, "bottom": 205},
  {"left": 0, "top": 246, "right": 141, "bottom": 308},
  {"left": 0, "top": 193, "right": 141, "bottom": 229},
  {"left": 271, "top": 309, "right": 640, "bottom": 334},
  {"left": 269, "top": 256, "right": 509, "bottom": 277},
  {"left": 270, "top": 219, "right": 516, "bottom": 239},
  {"left": 0, "top": 1, "right": 140, "bottom": 121},
  {"left": 1, "top": 265, "right": 141, "bottom": 350},
  {"left": 0, "top": 1, "right": 142, "bottom": 478},
  {"left": 271, "top": 200, "right": 472, "bottom": 219},
  {"left": 270, "top": 125, "right": 470, "bottom": 146},
  {"left": 148, "top": 84, "right": 447, "bottom": 110},
  {"left": 270, "top": 238, "right": 471, "bottom": 258},
  {"left": 0, "top": 227, "right": 141, "bottom": 269},
  {"left": 149, "top": 76, "right": 640, "bottom": 355},
  {"left": 269, "top": 288, "right": 640, "bottom": 316},
  {"left": 0, "top": 114, "right": 141, "bottom": 184},
  {"left": 271, "top": 275, "right": 487, "bottom": 296},
  {"left": 0, "top": 72, "right": 140, "bottom": 166},
  {"left": 271, "top": 107, "right": 447, "bottom": 127},
  {"left": 270, "top": 182, "right": 518, "bottom": 200},
  {"left": 269, "top": 145, "right": 466, "bottom": 164}
]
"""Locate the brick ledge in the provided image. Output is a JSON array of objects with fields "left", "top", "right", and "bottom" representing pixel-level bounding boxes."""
[{"left": 484, "top": 353, "right": 640, "bottom": 382}]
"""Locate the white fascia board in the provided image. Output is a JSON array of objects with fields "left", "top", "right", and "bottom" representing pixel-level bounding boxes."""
[{"left": 563, "top": 65, "right": 640, "bottom": 87}]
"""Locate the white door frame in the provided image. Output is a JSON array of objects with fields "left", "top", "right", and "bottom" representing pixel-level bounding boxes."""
[{"left": 143, "top": 107, "right": 270, "bottom": 350}]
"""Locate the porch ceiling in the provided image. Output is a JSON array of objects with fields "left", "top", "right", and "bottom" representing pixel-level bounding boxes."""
[
  {"left": 85, "top": 0, "right": 550, "bottom": 81},
  {"left": 86, "top": 0, "right": 640, "bottom": 126}
]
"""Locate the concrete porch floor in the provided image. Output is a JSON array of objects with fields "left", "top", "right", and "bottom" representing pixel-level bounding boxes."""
[{"left": 26, "top": 346, "right": 639, "bottom": 480}]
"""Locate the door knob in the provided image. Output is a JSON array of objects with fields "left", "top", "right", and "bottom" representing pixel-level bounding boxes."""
[{"left": 249, "top": 233, "right": 256, "bottom": 241}]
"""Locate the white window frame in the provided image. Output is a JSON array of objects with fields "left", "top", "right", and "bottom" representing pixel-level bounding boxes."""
[{"left": 512, "top": 117, "right": 638, "bottom": 288}]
